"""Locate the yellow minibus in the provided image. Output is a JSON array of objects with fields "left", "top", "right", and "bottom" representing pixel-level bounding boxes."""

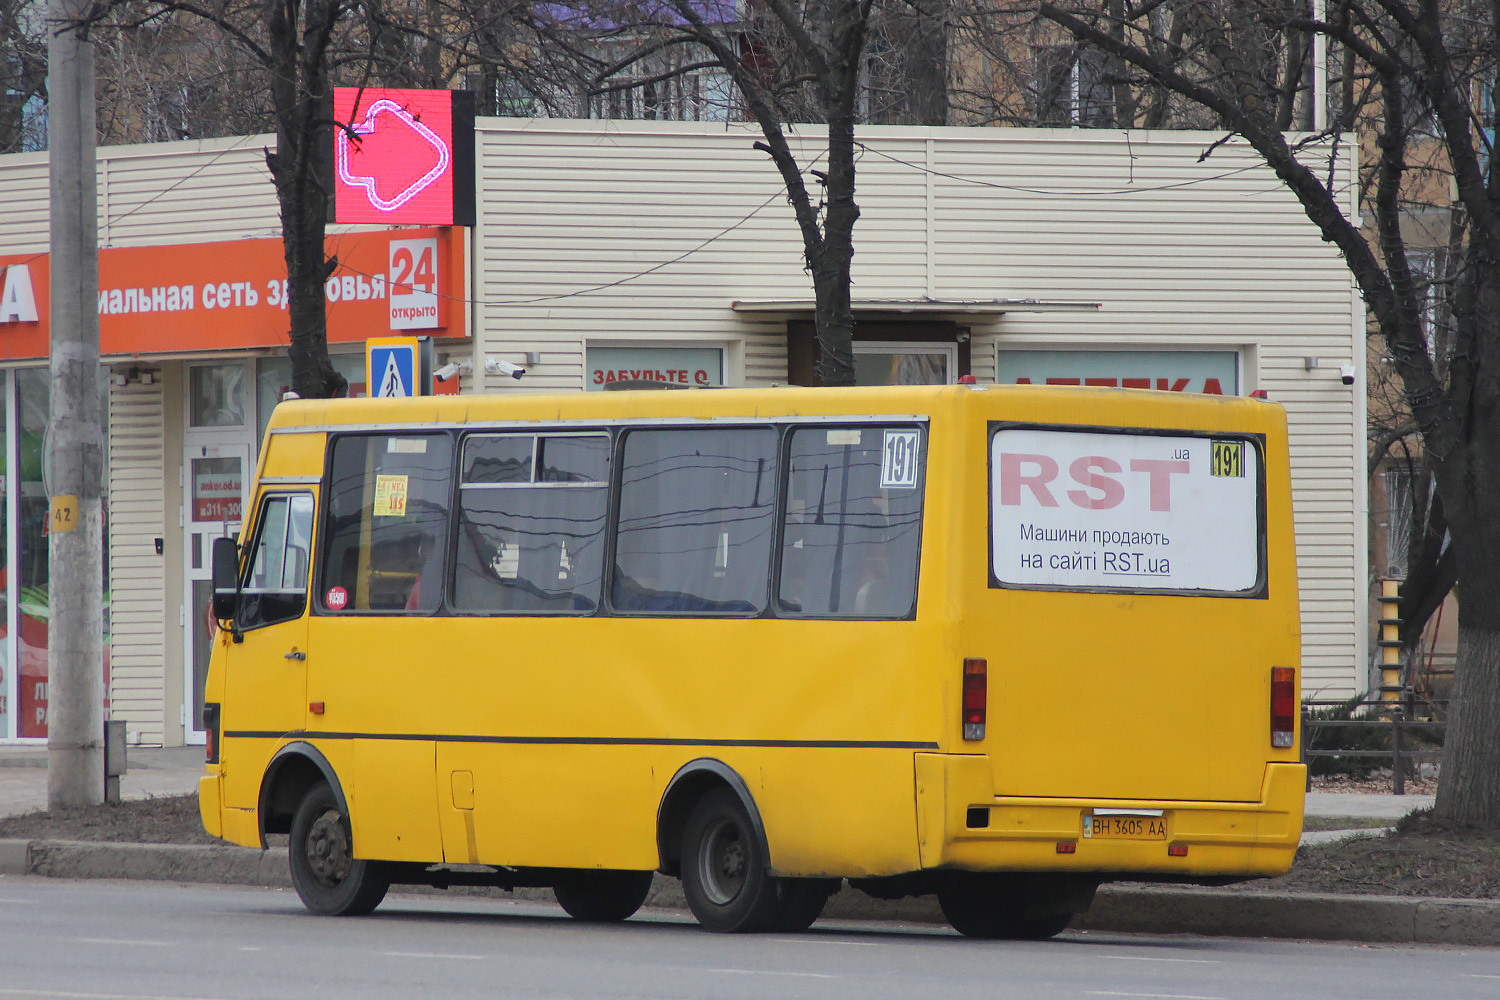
[{"left": 199, "top": 383, "right": 1304, "bottom": 937}]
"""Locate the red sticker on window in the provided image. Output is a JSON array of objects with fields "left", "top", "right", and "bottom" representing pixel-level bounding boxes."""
[{"left": 326, "top": 586, "right": 349, "bottom": 611}]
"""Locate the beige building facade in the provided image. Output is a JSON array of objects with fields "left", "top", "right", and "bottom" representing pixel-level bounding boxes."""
[{"left": 0, "top": 119, "right": 1364, "bottom": 745}]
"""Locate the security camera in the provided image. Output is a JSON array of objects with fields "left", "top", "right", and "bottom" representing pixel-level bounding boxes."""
[
  {"left": 433, "top": 361, "right": 470, "bottom": 382},
  {"left": 484, "top": 358, "right": 526, "bottom": 379},
  {"left": 1339, "top": 362, "right": 1356, "bottom": 386}
]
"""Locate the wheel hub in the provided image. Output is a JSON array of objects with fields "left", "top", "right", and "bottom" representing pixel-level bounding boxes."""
[
  {"left": 701, "top": 820, "right": 747, "bottom": 904},
  {"left": 306, "top": 808, "right": 351, "bottom": 887}
]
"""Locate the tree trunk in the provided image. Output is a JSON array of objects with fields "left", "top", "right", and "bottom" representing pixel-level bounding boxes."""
[
  {"left": 1430, "top": 258, "right": 1500, "bottom": 828},
  {"left": 813, "top": 115, "right": 859, "bottom": 387},
  {"left": 1434, "top": 619, "right": 1500, "bottom": 827},
  {"left": 900, "top": 1, "right": 948, "bottom": 126},
  {"left": 267, "top": 0, "right": 345, "bottom": 400}
]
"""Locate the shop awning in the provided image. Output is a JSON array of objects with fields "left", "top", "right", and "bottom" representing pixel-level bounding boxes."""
[{"left": 729, "top": 297, "right": 1101, "bottom": 322}]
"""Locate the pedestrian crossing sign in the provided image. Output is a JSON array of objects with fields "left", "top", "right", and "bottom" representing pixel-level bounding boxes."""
[{"left": 366, "top": 336, "right": 431, "bottom": 398}]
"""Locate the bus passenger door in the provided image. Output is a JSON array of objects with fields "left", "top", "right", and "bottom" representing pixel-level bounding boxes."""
[
  {"left": 220, "top": 491, "right": 315, "bottom": 810},
  {"left": 309, "top": 431, "right": 450, "bottom": 865}
]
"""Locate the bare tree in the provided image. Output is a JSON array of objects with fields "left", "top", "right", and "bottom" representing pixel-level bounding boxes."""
[
  {"left": 1369, "top": 348, "right": 1455, "bottom": 688},
  {"left": 1, "top": 0, "right": 47, "bottom": 153},
  {"left": 862, "top": 1, "right": 951, "bottom": 125},
  {"left": 91, "top": 11, "right": 272, "bottom": 144},
  {"left": 1028, "top": 0, "right": 1500, "bottom": 827},
  {"left": 78, "top": 0, "right": 418, "bottom": 399},
  {"left": 539, "top": 1, "right": 896, "bottom": 386}
]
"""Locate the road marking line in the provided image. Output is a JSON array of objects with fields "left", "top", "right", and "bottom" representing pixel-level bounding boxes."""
[
  {"left": 0, "top": 989, "right": 234, "bottom": 1000},
  {"left": 1100, "top": 956, "right": 1219, "bottom": 965},
  {"left": 382, "top": 951, "right": 487, "bottom": 961},
  {"left": 1464, "top": 974, "right": 1500, "bottom": 979},
  {"left": 708, "top": 968, "right": 837, "bottom": 980},
  {"left": 768, "top": 938, "right": 881, "bottom": 947},
  {"left": 1086, "top": 993, "right": 1227, "bottom": 1000},
  {"left": 70, "top": 939, "right": 173, "bottom": 947}
]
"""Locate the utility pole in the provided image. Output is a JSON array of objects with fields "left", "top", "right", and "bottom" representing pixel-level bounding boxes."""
[{"left": 46, "top": 0, "right": 104, "bottom": 809}]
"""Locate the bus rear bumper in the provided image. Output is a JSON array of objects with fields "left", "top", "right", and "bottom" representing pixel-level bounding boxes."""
[
  {"left": 198, "top": 775, "right": 222, "bottom": 839},
  {"left": 916, "top": 755, "right": 1306, "bottom": 879},
  {"left": 198, "top": 773, "right": 261, "bottom": 848}
]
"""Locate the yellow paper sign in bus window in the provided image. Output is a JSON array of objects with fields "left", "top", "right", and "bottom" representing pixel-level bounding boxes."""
[{"left": 373, "top": 474, "right": 409, "bottom": 516}]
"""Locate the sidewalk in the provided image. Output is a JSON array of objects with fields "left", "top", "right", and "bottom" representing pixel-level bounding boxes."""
[
  {"left": 3, "top": 749, "right": 1492, "bottom": 947},
  {"left": 0, "top": 746, "right": 203, "bottom": 819}
]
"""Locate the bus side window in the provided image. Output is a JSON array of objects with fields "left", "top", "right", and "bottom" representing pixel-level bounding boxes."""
[
  {"left": 613, "top": 427, "right": 777, "bottom": 615},
  {"left": 318, "top": 434, "right": 453, "bottom": 613},
  {"left": 452, "top": 433, "right": 609, "bottom": 614},
  {"left": 240, "top": 492, "right": 314, "bottom": 629},
  {"left": 777, "top": 426, "right": 924, "bottom": 619}
]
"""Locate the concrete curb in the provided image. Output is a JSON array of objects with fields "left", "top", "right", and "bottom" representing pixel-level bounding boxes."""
[
  {"left": 1077, "top": 885, "right": 1500, "bottom": 947},
  {"left": 2, "top": 838, "right": 1496, "bottom": 946},
  {"left": 21, "top": 840, "right": 293, "bottom": 888}
]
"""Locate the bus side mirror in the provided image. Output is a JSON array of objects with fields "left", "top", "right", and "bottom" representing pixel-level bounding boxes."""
[{"left": 211, "top": 536, "right": 241, "bottom": 622}]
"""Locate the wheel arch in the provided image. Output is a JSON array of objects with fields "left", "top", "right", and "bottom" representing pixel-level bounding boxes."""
[
  {"left": 655, "top": 758, "right": 769, "bottom": 877},
  {"left": 258, "top": 741, "right": 348, "bottom": 848}
]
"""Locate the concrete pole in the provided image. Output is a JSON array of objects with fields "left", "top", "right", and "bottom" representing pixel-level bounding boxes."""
[
  {"left": 46, "top": 0, "right": 104, "bottom": 809},
  {"left": 1312, "top": 0, "right": 1328, "bottom": 132}
]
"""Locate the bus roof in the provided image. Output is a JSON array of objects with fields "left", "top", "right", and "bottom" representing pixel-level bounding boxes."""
[{"left": 264, "top": 383, "right": 1284, "bottom": 436}]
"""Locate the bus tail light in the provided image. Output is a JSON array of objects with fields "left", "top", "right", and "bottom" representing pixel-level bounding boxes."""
[
  {"left": 203, "top": 702, "right": 221, "bottom": 765},
  {"left": 962, "top": 658, "right": 986, "bottom": 740},
  {"left": 1271, "top": 667, "right": 1296, "bottom": 748}
]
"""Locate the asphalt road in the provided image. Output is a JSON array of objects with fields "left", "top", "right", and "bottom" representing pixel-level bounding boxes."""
[{"left": 0, "top": 878, "right": 1496, "bottom": 1000}]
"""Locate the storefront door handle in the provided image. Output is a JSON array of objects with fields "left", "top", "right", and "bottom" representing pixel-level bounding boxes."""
[{"left": 285, "top": 649, "right": 306, "bottom": 661}]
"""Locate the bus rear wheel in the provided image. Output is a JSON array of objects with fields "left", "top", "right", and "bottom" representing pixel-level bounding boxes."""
[
  {"left": 936, "top": 874, "right": 1073, "bottom": 940},
  {"left": 680, "top": 789, "right": 782, "bottom": 932},
  {"left": 552, "top": 870, "right": 654, "bottom": 922},
  {"left": 288, "top": 782, "right": 389, "bottom": 916},
  {"left": 770, "top": 878, "right": 836, "bottom": 932}
]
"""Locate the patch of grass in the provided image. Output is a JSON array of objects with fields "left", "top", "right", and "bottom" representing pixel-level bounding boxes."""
[
  {"left": 1301, "top": 816, "right": 1393, "bottom": 833},
  {"left": 0, "top": 794, "right": 222, "bottom": 846},
  {"left": 1242, "top": 814, "right": 1500, "bottom": 899}
]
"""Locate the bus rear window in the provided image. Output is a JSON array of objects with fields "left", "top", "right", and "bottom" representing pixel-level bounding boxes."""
[
  {"left": 778, "top": 426, "right": 924, "bottom": 618},
  {"left": 989, "top": 426, "right": 1264, "bottom": 595}
]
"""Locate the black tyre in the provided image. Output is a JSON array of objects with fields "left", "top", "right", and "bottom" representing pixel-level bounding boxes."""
[
  {"left": 680, "top": 788, "right": 782, "bottom": 932},
  {"left": 770, "top": 878, "right": 835, "bottom": 933},
  {"left": 936, "top": 874, "right": 1071, "bottom": 940},
  {"left": 288, "top": 782, "right": 389, "bottom": 916},
  {"left": 552, "top": 870, "right": 654, "bottom": 922}
]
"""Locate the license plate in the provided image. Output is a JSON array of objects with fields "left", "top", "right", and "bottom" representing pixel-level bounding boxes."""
[{"left": 1082, "top": 813, "right": 1167, "bottom": 840}]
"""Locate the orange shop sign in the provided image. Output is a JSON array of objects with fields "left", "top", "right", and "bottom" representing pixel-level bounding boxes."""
[{"left": 0, "top": 227, "right": 465, "bottom": 361}]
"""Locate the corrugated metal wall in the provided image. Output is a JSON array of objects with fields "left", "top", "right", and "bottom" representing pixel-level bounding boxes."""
[
  {"left": 0, "top": 136, "right": 280, "bottom": 744},
  {"left": 0, "top": 120, "right": 1367, "bottom": 735},
  {"left": 0, "top": 136, "right": 278, "bottom": 252},
  {"left": 471, "top": 120, "right": 1363, "bottom": 694},
  {"left": 107, "top": 379, "right": 167, "bottom": 743}
]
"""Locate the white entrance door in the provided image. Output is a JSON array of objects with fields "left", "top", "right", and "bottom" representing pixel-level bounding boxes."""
[{"left": 183, "top": 362, "right": 254, "bottom": 744}]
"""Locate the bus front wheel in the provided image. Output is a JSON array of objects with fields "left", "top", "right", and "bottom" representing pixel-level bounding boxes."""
[
  {"left": 680, "top": 789, "right": 782, "bottom": 932},
  {"left": 552, "top": 870, "right": 654, "bottom": 922},
  {"left": 288, "top": 782, "right": 390, "bottom": 916}
]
